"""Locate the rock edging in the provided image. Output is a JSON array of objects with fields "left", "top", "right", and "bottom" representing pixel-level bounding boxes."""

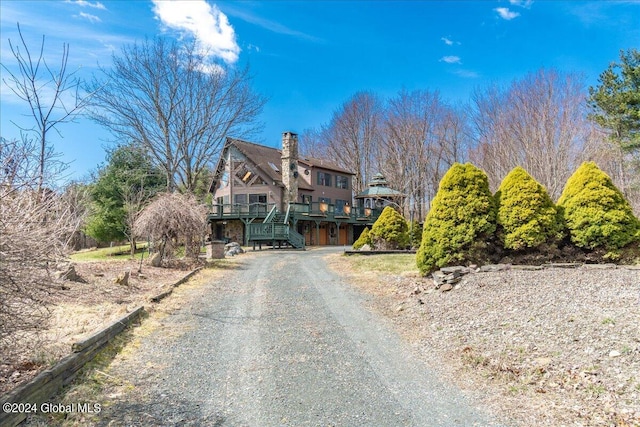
[
  {"left": 432, "top": 262, "right": 634, "bottom": 291},
  {"left": 148, "top": 267, "right": 202, "bottom": 303}
]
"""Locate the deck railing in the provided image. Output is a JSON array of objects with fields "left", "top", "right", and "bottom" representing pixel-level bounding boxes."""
[
  {"left": 209, "top": 202, "right": 382, "bottom": 223},
  {"left": 209, "top": 202, "right": 275, "bottom": 218}
]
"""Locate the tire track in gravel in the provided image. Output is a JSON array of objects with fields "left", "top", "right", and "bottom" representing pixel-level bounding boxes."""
[{"left": 73, "top": 248, "right": 504, "bottom": 426}]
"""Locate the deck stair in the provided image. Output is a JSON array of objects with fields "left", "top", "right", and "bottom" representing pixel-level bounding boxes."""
[{"left": 247, "top": 206, "right": 305, "bottom": 250}]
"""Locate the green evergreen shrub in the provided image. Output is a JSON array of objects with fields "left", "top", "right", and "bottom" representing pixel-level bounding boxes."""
[
  {"left": 416, "top": 163, "right": 497, "bottom": 275},
  {"left": 409, "top": 220, "right": 422, "bottom": 249},
  {"left": 369, "top": 206, "right": 409, "bottom": 250},
  {"left": 496, "top": 166, "right": 563, "bottom": 250},
  {"left": 557, "top": 161, "right": 640, "bottom": 252},
  {"left": 353, "top": 227, "right": 372, "bottom": 250}
]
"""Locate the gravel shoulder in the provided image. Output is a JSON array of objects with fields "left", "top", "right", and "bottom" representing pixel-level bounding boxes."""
[
  {"left": 329, "top": 255, "right": 640, "bottom": 427},
  {"left": 29, "top": 248, "right": 503, "bottom": 426}
]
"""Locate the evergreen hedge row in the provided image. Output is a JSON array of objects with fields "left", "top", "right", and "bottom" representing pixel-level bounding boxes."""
[{"left": 415, "top": 161, "right": 640, "bottom": 275}]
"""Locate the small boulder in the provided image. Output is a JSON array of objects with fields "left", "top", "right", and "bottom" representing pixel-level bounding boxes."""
[
  {"left": 224, "top": 242, "right": 245, "bottom": 256},
  {"left": 150, "top": 252, "right": 162, "bottom": 267},
  {"left": 114, "top": 271, "right": 130, "bottom": 286},
  {"left": 55, "top": 264, "right": 85, "bottom": 282},
  {"left": 359, "top": 244, "right": 372, "bottom": 251},
  {"left": 440, "top": 283, "right": 454, "bottom": 292}
]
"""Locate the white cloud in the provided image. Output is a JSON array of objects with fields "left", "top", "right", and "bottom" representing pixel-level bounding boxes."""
[
  {"left": 221, "top": 4, "right": 321, "bottom": 43},
  {"left": 495, "top": 7, "right": 520, "bottom": 20},
  {"left": 440, "top": 55, "right": 462, "bottom": 64},
  {"left": 455, "top": 69, "right": 479, "bottom": 78},
  {"left": 77, "top": 12, "right": 101, "bottom": 23},
  {"left": 440, "top": 37, "right": 460, "bottom": 46},
  {"left": 152, "top": 0, "right": 240, "bottom": 65},
  {"left": 65, "top": 0, "right": 106, "bottom": 10},
  {"left": 509, "top": 0, "right": 533, "bottom": 8}
]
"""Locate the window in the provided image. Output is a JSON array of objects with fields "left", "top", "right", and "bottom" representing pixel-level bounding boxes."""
[
  {"left": 249, "top": 193, "right": 267, "bottom": 214},
  {"left": 234, "top": 194, "right": 247, "bottom": 205},
  {"left": 302, "top": 194, "right": 312, "bottom": 204},
  {"left": 219, "top": 170, "right": 229, "bottom": 188},
  {"left": 319, "top": 197, "right": 331, "bottom": 204},
  {"left": 249, "top": 193, "right": 267, "bottom": 204},
  {"left": 268, "top": 162, "right": 280, "bottom": 172},
  {"left": 235, "top": 163, "right": 253, "bottom": 183},
  {"left": 317, "top": 172, "right": 332, "bottom": 186},
  {"left": 336, "top": 175, "right": 349, "bottom": 189},
  {"left": 335, "top": 199, "right": 348, "bottom": 213}
]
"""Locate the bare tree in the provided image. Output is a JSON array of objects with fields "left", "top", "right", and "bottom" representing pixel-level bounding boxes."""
[
  {"left": 318, "top": 92, "right": 383, "bottom": 194},
  {"left": 380, "top": 89, "right": 468, "bottom": 220},
  {"left": 299, "top": 127, "right": 328, "bottom": 159},
  {"left": 87, "top": 37, "right": 266, "bottom": 193},
  {"left": 1, "top": 23, "right": 87, "bottom": 195},
  {"left": 0, "top": 141, "right": 84, "bottom": 361},
  {"left": 469, "top": 68, "right": 594, "bottom": 200}
]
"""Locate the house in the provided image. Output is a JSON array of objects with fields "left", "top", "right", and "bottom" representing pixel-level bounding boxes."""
[{"left": 207, "top": 132, "right": 383, "bottom": 248}]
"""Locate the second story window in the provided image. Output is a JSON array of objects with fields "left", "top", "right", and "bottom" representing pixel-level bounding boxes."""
[
  {"left": 336, "top": 175, "right": 349, "bottom": 189},
  {"left": 317, "top": 172, "right": 332, "bottom": 186}
]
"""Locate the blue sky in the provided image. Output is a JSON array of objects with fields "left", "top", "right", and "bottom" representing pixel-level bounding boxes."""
[{"left": 1, "top": 0, "right": 639, "bottom": 183}]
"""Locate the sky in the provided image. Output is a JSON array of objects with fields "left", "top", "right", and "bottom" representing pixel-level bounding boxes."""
[{"left": 1, "top": 0, "right": 639, "bottom": 183}]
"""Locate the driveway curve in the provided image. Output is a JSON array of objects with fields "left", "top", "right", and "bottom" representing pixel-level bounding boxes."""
[{"left": 94, "top": 247, "right": 503, "bottom": 426}]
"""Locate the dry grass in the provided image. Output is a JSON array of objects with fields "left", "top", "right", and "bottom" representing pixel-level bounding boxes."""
[
  {"left": 330, "top": 253, "right": 640, "bottom": 427},
  {"left": 0, "top": 258, "right": 194, "bottom": 395}
]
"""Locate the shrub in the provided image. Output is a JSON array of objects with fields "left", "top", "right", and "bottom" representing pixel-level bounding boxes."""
[
  {"left": 416, "top": 163, "right": 497, "bottom": 275},
  {"left": 496, "top": 166, "right": 563, "bottom": 250},
  {"left": 409, "top": 219, "right": 422, "bottom": 249},
  {"left": 369, "top": 206, "right": 409, "bottom": 250},
  {"left": 353, "top": 227, "right": 372, "bottom": 250},
  {"left": 557, "top": 161, "right": 640, "bottom": 252}
]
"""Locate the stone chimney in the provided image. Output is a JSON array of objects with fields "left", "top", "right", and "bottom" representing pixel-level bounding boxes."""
[{"left": 281, "top": 131, "right": 299, "bottom": 205}]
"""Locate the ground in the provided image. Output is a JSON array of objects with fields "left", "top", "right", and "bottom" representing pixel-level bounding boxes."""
[
  {"left": 0, "top": 258, "right": 191, "bottom": 395},
  {"left": 3, "top": 249, "right": 640, "bottom": 427},
  {"left": 330, "top": 254, "right": 640, "bottom": 427}
]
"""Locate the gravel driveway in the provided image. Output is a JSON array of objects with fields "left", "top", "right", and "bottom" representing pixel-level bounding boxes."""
[{"left": 88, "top": 248, "right": 503, "bottom": 426}]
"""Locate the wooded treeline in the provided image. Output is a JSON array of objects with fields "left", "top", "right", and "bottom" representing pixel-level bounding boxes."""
[{"left": 301, "top": 51, "right": 640, "bottom": 221}]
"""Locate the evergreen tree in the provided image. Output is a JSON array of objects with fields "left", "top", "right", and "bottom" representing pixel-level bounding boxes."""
[
  {"left": 589, "top": 48, "right": 640, "bottom": 152},
  {"left": 370, "top": 206, "right": 409, "bottom": 249},
  {"left": 417, "top": 163, "right": 496, "bottom": 275},
  {"left": 558, "top": 161, "right": 640, "bottom": 253},
  {"left": 496, "top": 166, "right": 563, "bottom": 250},
  {"left": 85, "top": 144, "right": 166, "bottom": 254},
  {"left": 353, "top": 227, "right": 372, "bottom": 250}
]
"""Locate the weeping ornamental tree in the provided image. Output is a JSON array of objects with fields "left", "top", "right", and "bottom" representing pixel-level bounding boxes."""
[
  {"left": 557, "top": 162, "right": 640, "bottom": 254},
  {"left": 133, "top": 192, "right": 207, "bottom": 263},
  {"left": 495, "top": 166, "right": 563, "bottom": 250},
  {"left": 416, "top": 163, "right": 496, "bottom": 275}
]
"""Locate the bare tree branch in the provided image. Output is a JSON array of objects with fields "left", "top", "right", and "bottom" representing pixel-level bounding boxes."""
[
  {"left": 87, "top": 37, "right": 266, "bottom": 193},
  {"left": 1, "top": 23, "right": 88, "bottom": 195}
]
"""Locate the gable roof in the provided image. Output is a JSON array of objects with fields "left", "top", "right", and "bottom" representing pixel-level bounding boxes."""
[{"left": 210, "top": 137, "right": 355, "bottom": 193}]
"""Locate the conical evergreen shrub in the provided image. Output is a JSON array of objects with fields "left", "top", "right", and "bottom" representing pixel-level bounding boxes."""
[
  {"left": 370, "top": 206, "right": 409, "bottom": 250},
  {"left": 408, "top": 219, "right": 422, "bottom": 249},
  {"left": 557, "top": 161, "right": 639, "bottom": 252},
  {"left": 496, "top": 166, "right": 563, "bottom": 250},
  {"left": 416, "top": 163, "right": 497, "bottom": 275},
  {"left": 353, "top": 227, "right": 372, "bottom": 250}
]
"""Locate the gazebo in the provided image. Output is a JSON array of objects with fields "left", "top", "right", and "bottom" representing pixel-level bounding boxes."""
[{"left": 355, "top": 173, "right": 404, "bottom": 210}]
